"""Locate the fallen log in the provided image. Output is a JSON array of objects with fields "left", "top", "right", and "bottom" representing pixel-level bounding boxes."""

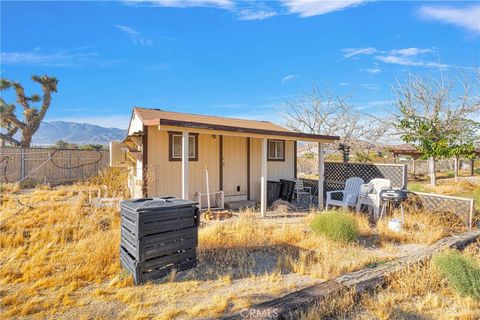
[{"left": 225, "top": 230, "right": 480, "bottom": 320}]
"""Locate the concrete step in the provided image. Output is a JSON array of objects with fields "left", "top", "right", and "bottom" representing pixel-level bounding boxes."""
[{"left": 224, "top": 200, "right": 257, "bottom": 211}]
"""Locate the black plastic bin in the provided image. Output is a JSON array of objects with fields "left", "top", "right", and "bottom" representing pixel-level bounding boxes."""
[
  {"left": 120, "top": 197, "right": 199, "bottom": 284},
  {"left": 267, "top": 180, "right": 282, "bottom": 206},
  {"left": 279, "top": 179, "right": 296, "bottom": 202}
]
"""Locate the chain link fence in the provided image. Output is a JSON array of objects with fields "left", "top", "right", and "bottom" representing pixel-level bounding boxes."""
[{"left": 0, "top": 147, "right": 109, "bottom": 185}]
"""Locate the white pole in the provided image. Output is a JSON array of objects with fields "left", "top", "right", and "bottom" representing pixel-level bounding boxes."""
[
  {"left": 318, "top": 142, "right": 324, "bottom": 210},
  {"left": 260, "top": 138, "right": 268, "bottom": 218},
  {"left": 206, "top": 166, "right": 211, "bottom": 210},
  {"left": 182, "top": 131, "right": 189, "bottom": 200}
]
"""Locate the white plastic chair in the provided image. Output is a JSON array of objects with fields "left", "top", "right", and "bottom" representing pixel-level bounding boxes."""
[
  {"left": 325, "top": 177, "right": 364, "bottom": 210},
  {"left": 356, "top": 178, "right": 391, "bottom": 219}
]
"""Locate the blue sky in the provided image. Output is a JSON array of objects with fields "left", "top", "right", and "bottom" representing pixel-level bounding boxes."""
[{"left": 1, "top": 0, "right": 479, "bottom": 129}]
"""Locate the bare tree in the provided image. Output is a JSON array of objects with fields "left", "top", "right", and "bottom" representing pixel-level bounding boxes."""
[
  {"left": 0, "top": 75, "right": 58, "bottom": 147},
  {"left": 389, "top": 72, "right": 480, "bottom": 186},
  {"left": 283, "top": 84, "right": 388, "bottom": 164},
  {"left": 353, "top": 122, "right": 390, "bottom": 162},
  {"left": 283, "top": 85, "right": 363, "bottom": 157}
]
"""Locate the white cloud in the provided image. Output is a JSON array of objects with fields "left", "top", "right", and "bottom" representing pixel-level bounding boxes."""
[
  {"left": 124, "top": 0, "right": 370, "bottom": 20},
  {"left": 417, "top": 5, "right": 480, "bottom": 35},
  {"left": 237, "top": 9, "right": 277, "bottom": 20},
  {"left": 283, "top": 0, "right": 368, "bottom": 17},
  {"left": 338, "top": 82, "right": 350, "bottom": 86},
  {"left": 342, "top": 47, "right": 377, "bottom": 58},
  {"left": 388, "top": 48, "right": 432, "bottom": 56},
  {"left": 365, "top": 67, "right": 382, "bottom": 74},
  {"left": 0, "top": 48, "right": 98, "bottom": 67},
  {"left": 341, "top": 46, "right": 451, "bottom": 69},
  {"left": 375, "top": 55, "right": 424, "bottom": 66},
  {"left": 281, "top": 74, "right": 297, "bottom": 83},
  {"left": 375, "top": 48, "right": 450, "bottom": 69},
  {"left": 124, "top": 0, "right": 233, "bottom": 9},
  {"left": 115, "top": 25, "right": 154, "bottom": 46}
]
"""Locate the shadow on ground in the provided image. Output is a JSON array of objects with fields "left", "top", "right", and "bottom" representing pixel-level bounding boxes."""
[{"left": 175, "top": 243, "right": 316, "bottom": 282}]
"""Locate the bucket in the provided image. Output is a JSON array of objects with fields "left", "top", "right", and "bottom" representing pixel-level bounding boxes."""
[{"left": 388, "top": 219, "right": 403, "bottom": 232}]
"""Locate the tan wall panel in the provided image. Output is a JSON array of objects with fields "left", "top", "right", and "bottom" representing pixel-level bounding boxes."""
[
  {"left": 222, "top": 136, "right": 247, "bottom": 197},
  {"left": 249, "top": 138, "right": 295, "bottom": 202},
  {"left": 146, "top": 127, "right": 219, "bottom": 199}
]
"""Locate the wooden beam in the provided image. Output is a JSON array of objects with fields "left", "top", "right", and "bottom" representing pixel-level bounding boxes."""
[
  {"left": 219, "top": 135, "right": 223, "bottom": 191},
  {"left": 317, "top": 142, "right": 324, "bottom": 210},
  {"left": 293, "top": 141, "right": 297, "bottom": 179},
  {"left": 182, "top": 131, "right": 189, "bottom": 199},
  {"left": 156, "top": 124, "right": 335, "bottom": 143},
  {"left": 247, "top": 137, "right": 251, "bottom": 201},
  {"left": 225, "top": 230, "right": 480, "bottom": 320},
  {"left": 141, "top": 125, "right": 148, "bottom": 197},
  {"left": 260, "top": 138, "right": 267, "bottom": 218},
  {"left": 154, "top": 119, "right": 340, "bottom": 142}
]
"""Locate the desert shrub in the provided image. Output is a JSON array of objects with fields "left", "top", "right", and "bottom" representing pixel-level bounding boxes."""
[
  {"left": 433, "top": 250, "right": 480, "bottom": 299},
  {"left": 88, "top": 167, "right": 129, "bottom": 198},
  {"left": 310, "top": 211, "right": 359, "bottom": 243}
]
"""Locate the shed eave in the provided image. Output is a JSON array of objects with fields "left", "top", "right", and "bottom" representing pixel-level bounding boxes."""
[{"left": 148, "top": 119, "right": 339, "bottom": 142}]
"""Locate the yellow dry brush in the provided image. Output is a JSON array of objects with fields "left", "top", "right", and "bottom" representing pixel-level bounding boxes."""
[{"left": 0, "top": 168, "right": 475, "bottom": 319}]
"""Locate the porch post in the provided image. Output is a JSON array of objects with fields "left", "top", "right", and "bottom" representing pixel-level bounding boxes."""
[
  {"left": 182, "top": 131, "right": 189, "bottom": 199},
  {"left": 318, "top": 142, "right": 324, "bottom": 210},
  {"left": 260, "top": 138, "right": 267, "bottom": 218}
]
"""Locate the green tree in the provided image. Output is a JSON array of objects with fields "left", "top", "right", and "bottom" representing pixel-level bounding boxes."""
[
  {"left": 447, "top": 119, "right": 479, "bottom": 181},
  {"left": 392, "top": 72, "right": 480, "bottom": 186},
  {"left": 0, "top": 75, "right": 58, "bottom": 147}
]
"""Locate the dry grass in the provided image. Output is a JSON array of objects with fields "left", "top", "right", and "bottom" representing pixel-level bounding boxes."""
[
  {"left": 301, "top": 241, "right": 480, "bottom": 320},
  {"left": 199, "top": 211, "right": 383, "bottom": 280},
  {"left": 376, "top": 210, "right": 466, "bottom": 245},
  {"left": 423, "top": 180, "right": 478, "bottom": 196},
  {"left": 0, "top": 171, "right": 473, "bottom": 319}
]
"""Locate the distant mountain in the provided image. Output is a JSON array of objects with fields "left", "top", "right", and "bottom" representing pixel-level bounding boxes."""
[{"left": 30, "top": 121, "right": 126, "bottom": 146}]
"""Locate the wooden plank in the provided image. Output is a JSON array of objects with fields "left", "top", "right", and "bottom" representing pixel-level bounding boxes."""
[{"left": 225, "top": 230, "right": 480, "bottom": 320}]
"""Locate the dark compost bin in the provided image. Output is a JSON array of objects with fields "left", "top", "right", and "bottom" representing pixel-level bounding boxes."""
[
  {"left": 267, "top": 180, "right": 282, "bottom": 206},
  {"left": 279, "top": 179, "right": 296, "bottom": 202},
  {"left": 120, "top": 197, "right": 199, "bottom": 284}
]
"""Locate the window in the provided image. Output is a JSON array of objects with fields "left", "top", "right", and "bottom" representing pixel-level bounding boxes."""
[
  {"left": 169, "top": 132, "right": 199, "bottom": 161},
  {"left": 268, "top": 139, "right": 285, "bottom": 161}
]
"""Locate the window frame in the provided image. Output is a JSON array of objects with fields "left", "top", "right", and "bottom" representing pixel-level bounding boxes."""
[
  {"left": 267, "top": 139, "right": 285, "bottom": 161},
  {"left": 168, "top": 131, "right": 199, "bottom": 161}
]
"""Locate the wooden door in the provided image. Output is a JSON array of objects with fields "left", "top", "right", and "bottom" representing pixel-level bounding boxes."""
[{"left": 222, "top": 136, "right": 248, "bottom": 199}]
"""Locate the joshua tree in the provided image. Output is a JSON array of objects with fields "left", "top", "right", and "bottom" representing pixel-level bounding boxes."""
[{"left": 0, "top": 75, "right": 58, "bottom": 147}]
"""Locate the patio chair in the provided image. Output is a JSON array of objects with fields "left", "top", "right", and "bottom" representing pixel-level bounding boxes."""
[
  {"left": 355, "top": 178, "right": 391, "bottom": 219},
  {"left": 325, "top": 177, "right": 364, "bottom": 210},
  {"left": 294, "top": 179, "right": 312, "bottom": 204}
]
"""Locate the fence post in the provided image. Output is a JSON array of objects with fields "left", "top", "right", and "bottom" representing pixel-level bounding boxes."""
[
  {"left": 20, "top": 148, "right": 25, "bottom": 181},
  {"left": 402, "top": 164, "right": 408, "bottom": 190},
  {"left": 68, "top": 150, "right": 72, "bottom": 180}
]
